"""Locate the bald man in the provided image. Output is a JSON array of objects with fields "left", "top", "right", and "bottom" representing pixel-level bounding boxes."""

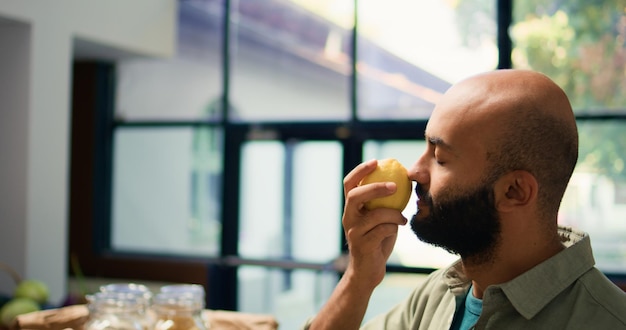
[{"left": 303, "top": 69, "right": 626, "bottom": 329}]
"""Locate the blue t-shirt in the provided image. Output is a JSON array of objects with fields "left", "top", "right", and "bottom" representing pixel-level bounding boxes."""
[{"left": 451, "top": 286, "right": 483, "bottom": 330}]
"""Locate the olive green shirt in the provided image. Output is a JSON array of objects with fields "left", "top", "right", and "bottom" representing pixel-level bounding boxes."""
[{"left": 303, "top": 227, "right": 626, "bottom": 329}]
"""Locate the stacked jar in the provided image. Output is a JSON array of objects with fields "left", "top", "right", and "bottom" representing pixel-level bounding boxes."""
[
  {"left": 152, "top": 284, "right": 209, "bottom": 330},
  {"left": 83, "top": 291, "right": 146, "bottom": 330}
]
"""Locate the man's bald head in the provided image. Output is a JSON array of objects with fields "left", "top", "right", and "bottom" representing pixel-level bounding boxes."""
[{"left": 438, "top": 69, "right": 579, "bottom": 217}]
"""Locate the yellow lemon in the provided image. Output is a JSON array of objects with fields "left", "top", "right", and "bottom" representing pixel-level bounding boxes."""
[{"left": 358, "top": 158, "right": 412, "bottom": 211}]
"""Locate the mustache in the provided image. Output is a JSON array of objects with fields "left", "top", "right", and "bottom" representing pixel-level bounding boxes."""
[{"left": 415, "top": 183, "right": 432, "bottom": 204}]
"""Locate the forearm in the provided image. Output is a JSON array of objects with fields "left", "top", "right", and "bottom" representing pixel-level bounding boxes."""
[
  {"left": 305, "top": 159, "right": 406, "bottom": 329},
  {"left": 308, "top": 269, "right": 376, "bottom": 330}
]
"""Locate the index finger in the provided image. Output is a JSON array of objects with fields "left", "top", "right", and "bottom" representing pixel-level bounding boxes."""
[{"left": 343, "top": 159, "right": 378, "bottom": 195}]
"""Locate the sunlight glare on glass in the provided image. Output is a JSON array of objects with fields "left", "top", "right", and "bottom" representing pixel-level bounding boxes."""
[
  {"left": 287, "top": 0, "right": 496, "bottom": 83},
  {"left": 357, "top": 0, "right": 497, "bottom": 83},
  {"left": 287, "top": 0, "right": 354, "bottom": 28}
]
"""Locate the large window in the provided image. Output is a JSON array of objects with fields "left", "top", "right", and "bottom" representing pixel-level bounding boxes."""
[{"left": 70, "top": 0, "right": 626, "bottom": 328}]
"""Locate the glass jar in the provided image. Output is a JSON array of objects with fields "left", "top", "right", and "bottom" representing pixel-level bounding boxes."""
[
  {"left": 159, "top": 284, "right": 204, "bottom": 300},
  {"left": 100, "top": 283, "right": 153, "bottom": 329},
  {"left": 152, "top": 288, "right": 209, "bottom": 330},
  {"left": 84, "top": 291, "right": 145, "bottom": 330},
  {"left": 100, "top": 283, "right": 152, "bottom": 302}
]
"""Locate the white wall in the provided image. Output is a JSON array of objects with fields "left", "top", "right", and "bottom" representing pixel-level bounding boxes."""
[
  {"left": 0, "top": 18, "right": 30, "bottom": 299},
  {"left": 0, "top": 0, "right": 176, "bottom": 304}
]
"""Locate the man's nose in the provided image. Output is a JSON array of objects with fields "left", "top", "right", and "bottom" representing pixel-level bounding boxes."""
[{"left": 408, "top": 154, "right": 429, "bottom": 184}]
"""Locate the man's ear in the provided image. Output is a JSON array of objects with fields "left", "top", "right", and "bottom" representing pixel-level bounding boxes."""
[{"left": 494, "top": 170, "right": 538, "bottom": 212}]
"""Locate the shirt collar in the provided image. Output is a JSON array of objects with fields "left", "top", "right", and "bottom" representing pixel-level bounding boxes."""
[
  {"left": 499, "top": 226, "right": 594, "bottom": 319},
  {"left": 441, "top": 226, "right": 595, "bottom": 319}
]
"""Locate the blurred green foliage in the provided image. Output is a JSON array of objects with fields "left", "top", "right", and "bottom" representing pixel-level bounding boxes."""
[{"left": 455, "top": 0, "right": 626, "bottom": 180}]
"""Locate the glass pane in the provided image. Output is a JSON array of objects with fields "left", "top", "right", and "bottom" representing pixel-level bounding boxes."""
[
  {"left": 363, "top": 141, "right": 458, "bottom": 269},
  {"left": 560, "top": 121, "right": 626, "bottom": 272},
  {"left": 238, "top": 266, "right": 338, "bottom": 329},
  {"left": 111, "top": 127, "right": 223, "bottom": 256},
  {"left": 239, "top": 141, "right": 343, "bottom": 262},
  {"left": 512, "top": 0, "right": 626, "bottom": 113},
  {"left": 357, "top": 0, "right": 498, "bottom": 120},
  {"left": 229, "top": 0, "right": 353, "bottom": 122},
  {"left": 115, "top": 0, "right": 224, "bottom": 120}
]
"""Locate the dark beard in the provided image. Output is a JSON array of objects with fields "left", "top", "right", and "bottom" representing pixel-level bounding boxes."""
[{"left": 410, "top": 181, "right": 501, "bottom": 264}]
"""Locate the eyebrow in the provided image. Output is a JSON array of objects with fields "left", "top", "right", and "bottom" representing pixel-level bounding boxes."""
[{"left": 427, "top": 135, "right": 454, "bottom": 152}]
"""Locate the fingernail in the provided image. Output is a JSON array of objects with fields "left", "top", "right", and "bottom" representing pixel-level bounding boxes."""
[{"left": 385, "top": 182, "right": 396, "bottom": 191}]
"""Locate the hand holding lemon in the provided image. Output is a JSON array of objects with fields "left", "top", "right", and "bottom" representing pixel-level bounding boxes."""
[{"left": 358, "top": 158, "right": 412, "bottom": 211}]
